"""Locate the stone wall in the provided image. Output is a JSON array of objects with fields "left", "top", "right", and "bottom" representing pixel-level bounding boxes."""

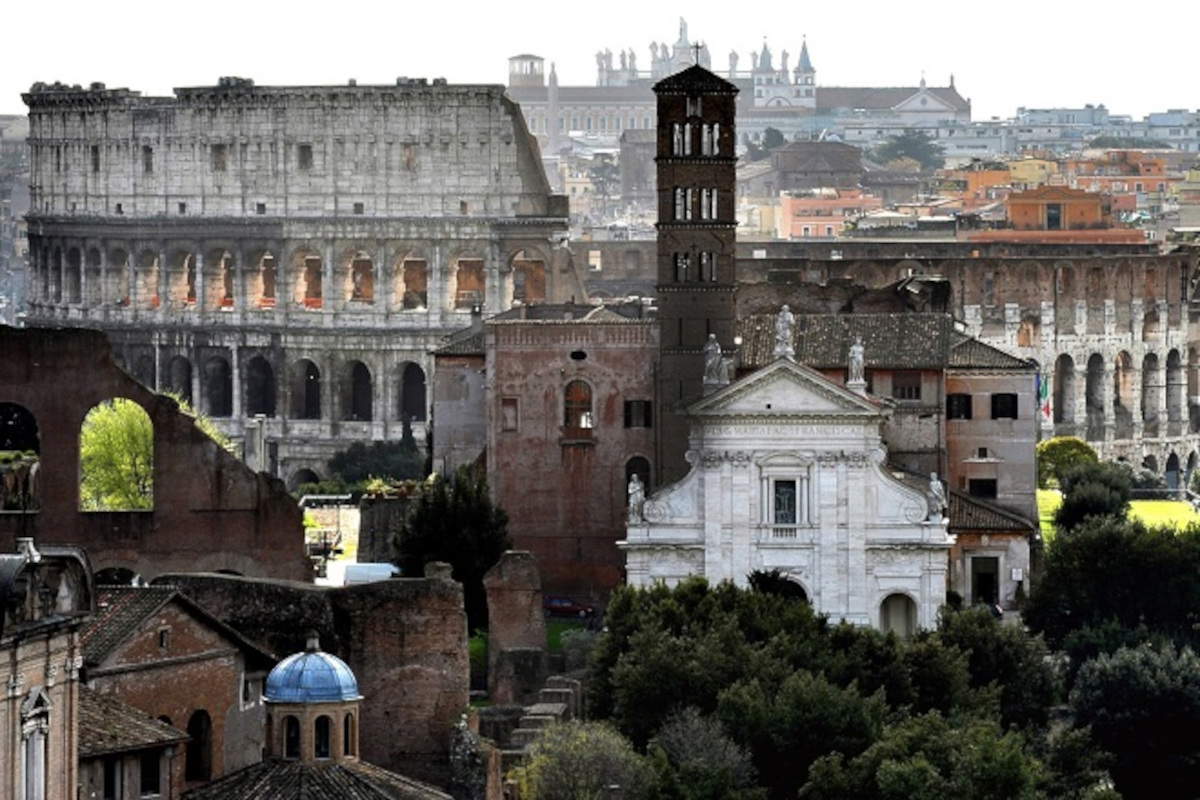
[
  {"left": 0, "top": 325, "right": 311, "bottom": 582},
  {"left": 157, "top": 569, "right": 468, "bottom": 784}
]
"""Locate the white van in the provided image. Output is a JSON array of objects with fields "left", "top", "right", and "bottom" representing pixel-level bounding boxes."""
[{"left": 342, "top": 563, "right": 399, "bottom": 586}]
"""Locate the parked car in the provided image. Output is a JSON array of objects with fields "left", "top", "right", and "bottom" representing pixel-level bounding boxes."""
[{"left": 543, "top": 594, "right": 595, "bottom": 618}]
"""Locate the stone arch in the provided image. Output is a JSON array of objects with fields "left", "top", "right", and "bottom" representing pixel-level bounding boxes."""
[
  {"left": 1141, "top": 353, "right": 1160, "bottom": 436},
  {"left": 166, "top": 249, "right": 197, "bottom": 308},
  {"left": 394, "top": 248, "right": 429, "bottom": 310},
  {"left": 80, "top": 398, "right": 154, "bottom": 511},
  {"left": 65, "top": 247, "right": 82, "bottom": 304},
  {"left": 203, "top": 356, "right": 233, "bottom": 418},
  {"left": 1167, "top": 348, "right": 1183, "bottom": 427},
  {"left": 315, "top": 715, "right": 332, "bottom": 759},
  {"left": 85, "top": 247, "right": 102, "bottom": 305},
  {"left": 284, "top": 715, "right": 301, "bottom": 759},
  {"left": 1052, "top": 354, "right": 1076, "bottom": 428},
  {"left": 204, "top": 248, "right": 236, "bottom": 309},
  {"left": 345, "top": 250, "right": 376, "bottom": 304},
  {"left": 1085, "top": 353, "right": 1105, "bottom": 441},
  {"left": 1166, "top": 451, "right": 1181, "bottom": 491},
  {"left": 289, "top": 359, "right": 322, "bottom": 420},
  {"left": 290, "top": 247, "right": 323, "bottom": 309},
  {"left": 342, "top": 360, "right": 373, "bottom": 421},
  {"left": 246, "top": 249, "right": 278, "bottom": 308},
  {"left": 1187, "top": 451, "right": 1198, "bottom": 490},
  {"left": 1142, "top": 306, "right": 1162, "bottom": 342},
  {"left": 0, "top": 402, "right": 40, "bottom": 511},
  {"left": 290, "top": 468, "right": 321, "bottom": 490},
  {"left": 164, "top": 356, "right": 193, "bottom": 405},
  {"left": 186, "top": 710, "right": 213, "bottom": 780},
  {"left": 879, "top": 592, "right": 917, "bottom": 638},
  {"left": 397, "top": 362, "right": 427, "bottom": 422},
  {"left": 343, "top": 712, "right": 356, "bottom": 757},
  {"left": 135, "top": 250, "right": 161, "bottom": 308},
  {"left": 450, "top": 253, "right": 485, "bottom": 311},
  {"left": 1113, "top": 351, "right": 1134, "bottom": 440},
  {"left": 245, "top": 356, "right": 277, "bottom": 417},
  {"left": 505, "top": 248, "right": 548, "bottom": 306},
  {"left": 1190, "top": 347, "right": 1200, "bottom": 433},
  {"left": 107, "top": 247, "right": 130, "bottom": 305}
]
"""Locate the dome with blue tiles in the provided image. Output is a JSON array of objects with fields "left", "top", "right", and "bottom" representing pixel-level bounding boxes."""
[{"left": 265, "top": 635, "right": 361, "bottom": 703}]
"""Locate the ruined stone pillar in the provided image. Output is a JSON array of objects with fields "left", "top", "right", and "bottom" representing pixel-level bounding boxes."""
[
  {"left": 1155, "top": 354, "right": 1169, "bottom": 434},
  {"left": 377, "top": 243, "right": 391, "bottom": 312},
  {"left": 231, "top": 346, "right": 243, "bottom": 420},
  {"left": 1131, "top": 367, "right": 1144, "bottom": 442},
  {"left": 482, "top": 552, "right": 547, "bottom": 705},
  {"left": 1104, "top": 299, "right": 1116, "bottom": 337}
]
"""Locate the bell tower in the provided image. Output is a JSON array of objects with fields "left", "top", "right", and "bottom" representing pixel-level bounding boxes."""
[{"left": 653, "top": 63, "right": 739, "bottom": 484}]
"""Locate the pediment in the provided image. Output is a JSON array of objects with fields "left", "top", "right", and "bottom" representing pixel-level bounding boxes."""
[
  {"left": 688, "top": 358, "right": 880, "bottom": 418},
  {"left": 892, "top": 91, "right": 953, "bottom": 113}
]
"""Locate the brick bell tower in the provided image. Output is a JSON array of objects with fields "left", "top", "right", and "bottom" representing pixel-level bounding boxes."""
[{"left": 653, "top": 61, "right": 739, "bottom": 484}]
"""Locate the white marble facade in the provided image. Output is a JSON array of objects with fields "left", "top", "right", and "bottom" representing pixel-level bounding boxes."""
[{"left": 621, "top": 358, "right": 952, "bottom": 634}]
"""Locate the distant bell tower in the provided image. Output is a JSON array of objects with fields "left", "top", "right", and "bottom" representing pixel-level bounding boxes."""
[
  {"left": 508, "top": 54, "right": 546, "bottom": 88},
  {"left": 653, "top": 60, "right": 739, "bottom": 484}
]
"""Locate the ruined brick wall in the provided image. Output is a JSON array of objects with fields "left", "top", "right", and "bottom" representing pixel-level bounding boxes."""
[
  {"left": 486, "top": 319, "right": 658, "bottom": 598},
  {"left": 431, "top": 353, "right": 487, "bottom": 476},
  {"left": 0, "top": 325, "right": 311, "bottom": 582},
  {"left": 157, "top": 571, "right": 468, "bottom": 785},
  {"left": 357, "top": 496, "right": 408, "bottom": 564}
]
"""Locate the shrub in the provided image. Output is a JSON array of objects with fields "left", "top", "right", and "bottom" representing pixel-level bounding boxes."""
[
  {"left": 512, "top": 721, "right": 652, "bottom": 800},
  {"left": 1053, "top": 461, "right": 1132, "bottom": 531},
  {"left": 1036, "top": 437, "right": 1098, "bottom": 489}
]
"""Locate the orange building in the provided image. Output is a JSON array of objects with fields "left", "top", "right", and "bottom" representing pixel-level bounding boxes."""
[
  {"left": 1006, "top": 186, "right": 1110, "bottom": 230},
  {"left": 776, "top": 189, "right": 883, "bottom": 239},
  {"left": 1065, "top": 150, "right": 1178, "bottom": 197}
]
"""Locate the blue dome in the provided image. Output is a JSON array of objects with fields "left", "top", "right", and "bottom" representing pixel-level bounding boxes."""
[{"left": 265, "top": 644, "right": 361, "bottom": 704}]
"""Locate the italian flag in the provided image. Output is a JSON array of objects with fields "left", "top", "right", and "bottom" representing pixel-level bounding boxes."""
[{"left": 1038, "top": 374, "right": 1052, "bottom": 422}]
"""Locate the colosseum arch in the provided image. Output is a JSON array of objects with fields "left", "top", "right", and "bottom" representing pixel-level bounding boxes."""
[
  {"left": 1190, "top": 347, "right": 1200, "bottom": 433},
  {"left": 1112, "top": 351, "right": 1135, "bottom": 440},
  {"left": 1142, "top": 353, "right": 1161, "bottom": 436},
  {"left": 107, "top": 247, "right": 130, "bottom": 305},
  {"left": 135, "top": 250, "right": 161, "bottom": 308},
  {"left": 245, "top": 249, "right": 278, "bottom": 308},
  {"left": 1166, "top": 452, "right": 1182, "bottom": 491},
  {"left": 341, "top": 361, "right": 373, "bottom": 421},
  {"left": 290, "top": 468, "right": 321, "bottom": 491},
  {"left": 85, "top": 247, "right": 103, "bottom": 305},
  {"left": 164, "top": 356, "right": 193, "bottom": 405},
  {"left": 289, "top": 359, "right": 322, "bottom": 420},
  {"left": 203, "top": 356, "right": 234, "bottom": 418},
  {"left": 245, "top": 356, "right": 277, "bottom": 417},
  {"left": 1053, "top": 354, "right": 1076, "bottom": 429},
  {"left": 289, "top": 246, "right": 324, "bottom": 309},
  {"left": 65, "top": 247, "right": 83, "bottom": 304},
  {"left": 1085, "top": 354, "right": 1105, "bottom": 442},
  {"left": 166, "top": 249, "right": 198, "bottom": 307},
  {"left": 204, "top": 248, "right": 236, "bottom": 310},
  {"left": 396, "top": 362, "right": 427, "bottom": 422},
  {"left": 342, "top": 249, "right": 376, "bottom": 305},
  {"left": 1167, "top": 349, "right": 1184, "bottom": 429},
  {"left": 504, "top": 248, "right": 548, "bottom": 306},
  {"left": 50, "top": 247, "right": 63, "bottom": 302},
  {"left": 449, "top": 252, "right": 485, "bottom": 311},
  {"left": 393, "top": 250, "right": 430, "bottom": 310},
  {"left": 1142, "top": 307, "right": 1162, "bottom": 342}
]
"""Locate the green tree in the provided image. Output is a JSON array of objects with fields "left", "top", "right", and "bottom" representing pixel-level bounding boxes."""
[
  {"left": 512, "top": 721, "right": 652, "bottom": 800},
  {"left": 392, "top": 465, "right": 510, "bottom": 630},
  {"left": 80, "top": 398, "right": 155, "bottom": 510},
  {"left": 872, "top": 131, "right": 945, "bottom": 170},
  {"left": 588, "top": 153, "right": 619, "bottom": 218},
  {"left": 1070, "top": 644, "right": 1200, "bottom": 799},
  {"left": 935, "top": 607, "right": 1058, "bottom": 731},
  {"left": 1053, "top": 461, "right": 1132, "bottom": 531},
  {"left": 800, "top": 712, "right": 1044, "bottom": 800},
  {"left": 1036, "top": 437, "right": 1098, "bottom": 489},
  {"left": 327, "top": 420, "right": 425, "bottom": 485},
  {"left": 648, "top": 707, "right": 765, "bottom": 800}
]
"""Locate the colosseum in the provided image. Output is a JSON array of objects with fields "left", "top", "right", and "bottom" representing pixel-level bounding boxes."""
[{"left": 21, "top": 76, "right": 579, "bottom": 485}]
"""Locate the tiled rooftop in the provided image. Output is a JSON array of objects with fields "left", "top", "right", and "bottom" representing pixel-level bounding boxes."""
[
  {"left": 181, "top": 759, "right": 452, "bottom": 800},
  {"left": 78, "top": 688, "right": 188, "bottom": 758}
]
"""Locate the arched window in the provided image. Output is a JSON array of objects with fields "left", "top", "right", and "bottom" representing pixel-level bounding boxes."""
[
  {"left": 245, "top": 356, "right": 277, "bottom": 417},
  {"left": 400, "top": 259, "right": 428, "bottom": 309},
  {"left": 564, "top": 381, "right": 593, "bottom": 430},
  {"left": 204, "top": 356, "right": 233, "bottom": 418},
  {"left": 80, "top": 399, "right": 154, "bottom": 511},
  {"left": 65, "top": 247, "right": 82, "bottom": 304},
  {"left": 290, "top": 360, "right": 321, "bottom": 420},
  {"left": 291, "top": 468, "right": 320, "bottom": 491},
  {"left": 185, "top": 710, "right": 213, "bottom": 780},
  {"left": 400, "top": 363, "right": 427, "bottom": 422},
  {"left": 165, "top": 356, "right": 193, "bottom": 405},
  {"left": 0, "top": 403, "right": 40, "bottom": 511},
  {"left": 453, "top": 259, "right": 485, "bottom": 310},
  {"left": 344, "top": 361, "right": 373, "bottom": 421},
  {"left": 350, "top": 254, "right": 374, "bottom": 303},
  {"left": 315, "top": 715, "right": 332, "bottom": 759},
  {"left": 284, "top": 715, "right": 300, "bottom": 759},
  {"left": 343, "top": 713, "right": 355, "bottom": 756}
]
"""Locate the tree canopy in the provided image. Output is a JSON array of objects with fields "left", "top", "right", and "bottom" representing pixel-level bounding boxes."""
[
  {"left": 1035, "top": 437, "right": 1097, "bottom": 489},
  {"left": 80, "top": 398, "right": 155, "bottom": 510},
  {"left": 872, "top": 131, "right": 945, "bottom": 170}
]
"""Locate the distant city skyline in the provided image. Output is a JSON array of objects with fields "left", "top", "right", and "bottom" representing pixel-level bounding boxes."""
[{"left": 1, "top": 1, "right": 1195, "bottom": 122}]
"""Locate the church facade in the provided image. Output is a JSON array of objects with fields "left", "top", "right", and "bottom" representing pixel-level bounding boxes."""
[{"left": 621, "top": 357, "right": 952, "bottom": 636}]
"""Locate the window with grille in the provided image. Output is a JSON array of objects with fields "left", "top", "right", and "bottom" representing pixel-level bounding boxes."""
[
  {"left": 563, "top": 381, "right": 593, "bottom": 430},
  {"left": 624, "top": 400, "right": 652, "bottom": 428},
  {"left": 892, "top": 371, "right": 922, "bottom": 401},
  {"left": 946, "top": 393, "right": 972, "bottom": 419}
]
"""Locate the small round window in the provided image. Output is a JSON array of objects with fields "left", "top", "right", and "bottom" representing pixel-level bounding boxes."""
[{"left": 570, "top": 350, "right": 587, "bottom": 361}]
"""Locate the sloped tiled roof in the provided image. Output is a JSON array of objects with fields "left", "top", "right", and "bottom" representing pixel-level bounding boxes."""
[
  {"left": 816, "top": 86, "right": 969, "bottom": 112},
  {"left": 737, "top": 313, "right": 952, "bottom": 370},
  {"left": 433, "top": 327, "right": 484, "bottom": 356},
  {"left": 182, "top": 759, "right": 452, "bottom": 800},
  {"left": 949, "top": 334, "right": 1034, "bottom": 370},
  {"left": 78, "top": 688, "right": 188, "bottom": 758},
  {"left": 81, "top": 586, "right": 274, "bottom": 668},
  {"left": 654, "top": 64, "right": 739, "bottom": 94},
  {"left": 949, "top": 490, "right": 1036, "bottom": 533}
]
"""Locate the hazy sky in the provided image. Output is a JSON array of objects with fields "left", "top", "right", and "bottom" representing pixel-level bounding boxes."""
[{"left": 2, "top": 0, "right": 1195, "bottom": 121}]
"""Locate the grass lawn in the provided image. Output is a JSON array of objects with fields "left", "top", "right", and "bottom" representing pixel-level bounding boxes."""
[{"left": 1037, "top": 489, "right": 1200, "bottom": 542}]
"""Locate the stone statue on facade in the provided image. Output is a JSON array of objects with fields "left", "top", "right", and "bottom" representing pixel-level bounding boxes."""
[
  {"left": 729, "top": 50, "right": 739, "bottom": 75},
  {"left": 849, "top": 336, "right": 865, "bottom": 384},
  {"left": 928, "top": 472, "right": 947, "bottom": 521},
  {"left": 629, "top": 49, "right": 638, "bottom": 72},
  {"left": 773, "top": 304, "right": 796, "bottom": 359},
  {"left": 627, "top": 473, "right": 645, "bottom": 523},
  {"left": 703, "top": 333, "right": 724, "bottom": 384},
  {"left": 679, "top": 17, "right": 688, "bottom": 44},
  {"left": 781, "top": 50, "right": 790, "bottom": 76},
  {"left": 604, "top": 49, "right": 614, "bottom": 71}
]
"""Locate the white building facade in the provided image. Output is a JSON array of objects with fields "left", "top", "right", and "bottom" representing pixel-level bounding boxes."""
[{"left": 622, "top": 358, "right": 952, "bottom": 635}]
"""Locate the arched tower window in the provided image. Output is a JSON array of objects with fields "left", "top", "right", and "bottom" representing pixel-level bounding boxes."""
[
  {"left": 284, "top": 715, "right": 300, "bottom": 759},
  {"left": 563, "top": 381, "right": 593, "bottom": 430},
  {"left": 343, "top": 713, "right": 355, "bottom": 757},
  {"left": 314, "top": 715, "right": 332, "bottom": 759}
]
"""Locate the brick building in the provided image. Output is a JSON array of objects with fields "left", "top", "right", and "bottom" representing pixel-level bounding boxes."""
[
  {"left": 80, "top": 587, "right": 276, "bottom": 790},
  {"left": 20, "top": 77, "right": 575, "bottom": 488},
  {"left": 78, "top": 689, "right": 188, "bottom": 800},
  {"left": 0, "top": 325, "right": 311, "bottom": 582}
]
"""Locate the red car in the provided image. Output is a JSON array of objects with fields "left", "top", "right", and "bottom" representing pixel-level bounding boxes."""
[{"left": 543, "top": 595, "right": 595, "bottom": 618}]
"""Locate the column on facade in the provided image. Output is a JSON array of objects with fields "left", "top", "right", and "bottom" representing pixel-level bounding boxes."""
[
  {"left": 231, "top": 346, "right": 243, "bottom": 420},
  {"left": 1103, "top": 363, "right": 1115, "bottom": 442},
  {"left": 194, "top": 250, "right": 206, "bottom": 314},
  {"left": 234, "top": 245, "right": 247, "bottom": 312},
  {"left": 486, "top": 241, "right": 502, "bottom": 313},
  {"left": 429, "top": 244, "right": 444, "bottom": 324},
  {"left": 701, "top": 454, "right": 726, "bottom": 583},
  {"left": 97, "top": 244, "right": 108, "bottom": 307},
  {"left": 845, "top": 457, "right": 868, "bottom": 626},
  {"left": 377, "top": 242, "right": 391, "bottom": 313},
  {"left": 1103, "top": 299, "right": 1116, "bottom": 337},
  {"left": 1074, "top": 300, "right": 1087, "bottom": 337},
  {"left": 728, "top": 453, "right": 753, "bottom": 582},
  {"left": 816, "top": 455, "right": 840, "bottom": 616},
  {"left": 322, "top": 241, "right": 336, "bottom": 314},
  {"left": 1131, "top": 362, "right": 1144, "bottom": 442},
  {"left": 78, "top": 240, "right": 89, "bottom": 310}
]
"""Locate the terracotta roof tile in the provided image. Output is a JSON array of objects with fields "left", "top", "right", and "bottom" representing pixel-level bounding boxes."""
[
  {"left": 949, "top": 490, "right": 1036, "bottom": 532},
  {"left": 949, "top": 335, "right": 1034, "bottom": 370},
  {"left": 78, "top": 688, "right": 188, "bottom": 758},
  {"left": 737, "top": 312, "right": 952, "bottom": 370},
  {"left": 181, "top": 759, "right": 452, "bottom": 800},
  {"left": 81, "top": 587, "right": 175, "bottom": 665}
]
